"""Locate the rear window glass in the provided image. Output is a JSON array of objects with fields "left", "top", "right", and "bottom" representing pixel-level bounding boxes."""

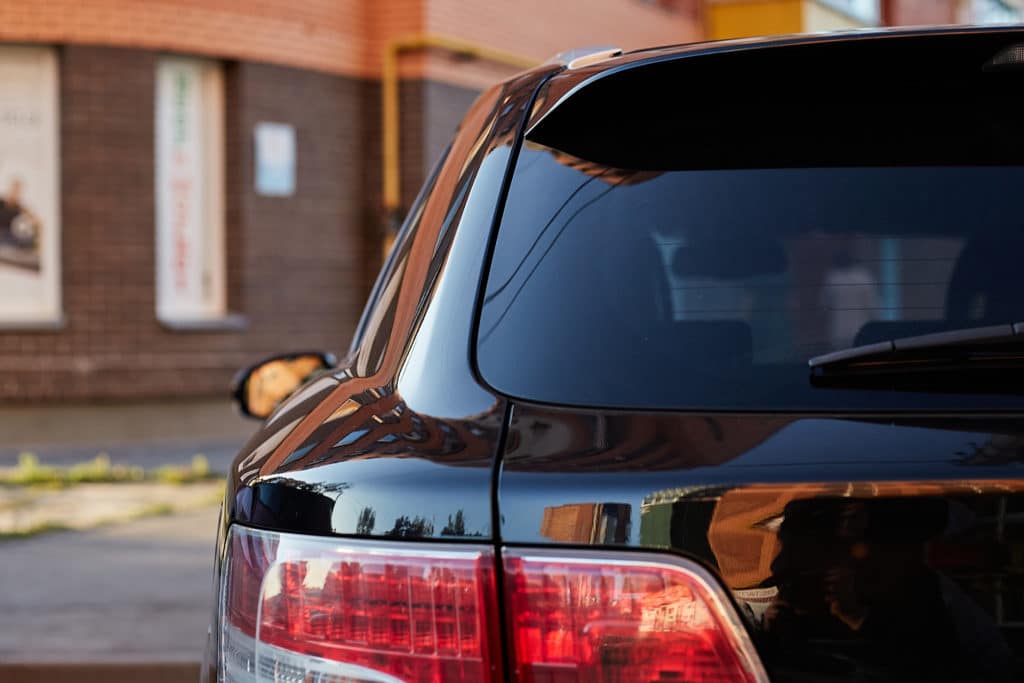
[{"left": 475, "top": 37, "right": 1024, "bottom": 411}]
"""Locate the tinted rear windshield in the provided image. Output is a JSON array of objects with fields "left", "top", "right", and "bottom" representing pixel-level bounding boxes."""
[{"left": 476, "top": 34, "right": 1024, "bottom": 411}]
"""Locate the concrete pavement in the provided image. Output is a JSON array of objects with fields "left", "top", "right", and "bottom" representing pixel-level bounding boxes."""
[
  {"left": 0, "top": 505, "right": 221, "bottom": 663},
  {"left": 0, "top": 399, "right": 252, "bottom": 666}
]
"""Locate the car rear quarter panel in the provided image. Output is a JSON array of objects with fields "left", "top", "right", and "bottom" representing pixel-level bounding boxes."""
[
  {"left": 500, "top": 402, "right": 1024, "bottom": 681},
  {"left": 220, "top": 67, "right": 560, "bottom": 544}
]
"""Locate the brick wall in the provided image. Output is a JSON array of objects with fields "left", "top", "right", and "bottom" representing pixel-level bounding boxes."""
[
  {"left": 0, "top": 0, "right": 368, "bottom": 78},
  {"left": 0, "top": 1, "right": 702, "bottom": 89},
  {"left": 421, "top": 0, "right": 702, "bottom": 88},
  {"left": 400, "top": 81, "right": 481, "bottom": 209},
  {"left": 226, "top": 62, "right": 370, "bottom": 364},
  {"left": 353, "top": 78, "right": 479, "bottom": 274},
  {"left": 0, "top": 47, "right": 375, "bottom": 402},
  {"left": 882, "top": 0, "right": 959, "bottom": 26}
]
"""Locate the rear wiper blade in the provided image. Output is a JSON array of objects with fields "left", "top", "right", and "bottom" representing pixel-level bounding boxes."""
[{"left": 809, "top": 323, "right": 1024, "bottom": 379}]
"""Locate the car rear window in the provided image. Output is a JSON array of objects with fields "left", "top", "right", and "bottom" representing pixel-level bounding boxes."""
[{"left": 475, "top": 34, "right": 1024, "bottom": 410}]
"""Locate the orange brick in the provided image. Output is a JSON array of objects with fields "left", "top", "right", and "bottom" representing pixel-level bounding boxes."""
[{"left": 0, "top": 1, "right": 701, "bottom": 86}]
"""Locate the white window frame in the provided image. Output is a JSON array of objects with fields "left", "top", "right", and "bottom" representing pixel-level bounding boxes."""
[{"left": 155, "top": 56, "right": 226, "bottom": 324}]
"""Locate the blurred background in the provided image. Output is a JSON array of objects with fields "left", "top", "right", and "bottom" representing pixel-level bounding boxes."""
[{"left": 0, "top": 0, "right": 1020, "bottom": 680}]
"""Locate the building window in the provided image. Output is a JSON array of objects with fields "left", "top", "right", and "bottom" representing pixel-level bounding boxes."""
[
  {"left": 155, "top": 57, "right": 226, "bottom": 324},
  {"left": 819, "top": 0, "right": 881, "bottom": 25},
  {"left": 970, "top": 0, "right": 1020, "bottom": 24},
  {"left": 0, "top": 46, "right": 60, "bottom": 326}
]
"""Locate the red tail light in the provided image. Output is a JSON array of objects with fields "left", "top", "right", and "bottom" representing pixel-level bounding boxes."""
[
  {"left": 218, "top": 527, "right": 766, "bottom": 683},
  {"left": 502, "top": 549, "right": 766, "bottom": 683},
  {"left": 219, "top": 527, "right": 500, "bottom": 683}
]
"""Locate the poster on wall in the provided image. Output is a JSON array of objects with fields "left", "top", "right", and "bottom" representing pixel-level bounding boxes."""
[
  {"left": 254, "top": 122, "right": 296, "bottom": 197},
  {"left": 155, "top": 57, "right": 225, "bottom": 323},
  {"left": 0, "top": 47, "right": 60, "bottom": 324}
]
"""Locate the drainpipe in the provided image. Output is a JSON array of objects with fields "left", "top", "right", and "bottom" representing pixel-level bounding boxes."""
[{"left": 381, "top": 34, "right": 537, "bottom": 255}]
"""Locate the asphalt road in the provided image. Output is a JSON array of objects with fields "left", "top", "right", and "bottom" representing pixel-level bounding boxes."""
[{"left": 0, "top": 505, "right": 220, "bottom": 663}]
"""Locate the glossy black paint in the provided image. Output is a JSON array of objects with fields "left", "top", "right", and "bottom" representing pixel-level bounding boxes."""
[
  {"left": 500, "top": 403, "right": 1024, "bottom": 681},
  {"left": 526, "top": 24, "right": 1024, "bottom": 134},
  {"left": 219, "top": 66, "right": 560, "bottom": 546}
]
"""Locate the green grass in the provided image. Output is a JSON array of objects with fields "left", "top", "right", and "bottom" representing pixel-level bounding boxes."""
[
  {"left": 0, "top": 521, "right": 72, "bottom": 541},
  {"left": 0, "top": 452, "right": 217, "bottom": 488}
]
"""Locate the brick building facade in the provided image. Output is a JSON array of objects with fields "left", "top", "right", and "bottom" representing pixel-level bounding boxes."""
[{"left": 0, "top": 0, "right": 702, "bottom": 402}]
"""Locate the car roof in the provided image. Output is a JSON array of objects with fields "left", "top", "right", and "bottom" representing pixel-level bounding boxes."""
[
  {"left": 524, "top": 24, "right": 1024, "bottom": 130},
  {"left": 556, "top": 23, "right": 1024, "bottom": 70}
]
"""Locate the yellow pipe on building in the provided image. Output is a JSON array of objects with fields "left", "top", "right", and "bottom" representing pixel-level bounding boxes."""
[{"left": 381, "top": 34, "right": 537, "bottom": 241}]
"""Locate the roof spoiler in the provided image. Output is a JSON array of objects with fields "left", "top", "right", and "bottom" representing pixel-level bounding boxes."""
[{"left": 545, "top": 46, "right": 623, "bottom": 69}]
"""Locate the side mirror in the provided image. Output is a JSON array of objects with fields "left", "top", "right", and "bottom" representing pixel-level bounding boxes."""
[{"left": 232, "top": 351, "right": 337, "bottom": 420}]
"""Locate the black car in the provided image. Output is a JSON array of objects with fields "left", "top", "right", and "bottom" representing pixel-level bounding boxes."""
[{"left": 207, "top": 27, "right": 1024, "bottom": 683}]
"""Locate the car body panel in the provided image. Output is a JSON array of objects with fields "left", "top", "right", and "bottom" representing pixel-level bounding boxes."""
[
  {"left": 527, "top": 23, "right": 1024, "bottom": 133},
  {"left": 500, "top": 403, "right": 1024, "bottom": 680},
  {"left": 222, "top": 66, "right": 561, "bottom": 543}
]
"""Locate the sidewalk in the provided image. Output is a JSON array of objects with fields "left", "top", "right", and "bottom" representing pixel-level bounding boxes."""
[
  {"left": 0, "top": 399, "right": 255, "bottom": 668},
  {"left": 0, "top": 505, "right": 221, "bottom": 663}
]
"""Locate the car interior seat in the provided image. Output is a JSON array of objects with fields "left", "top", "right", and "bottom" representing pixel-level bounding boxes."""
[{"left": 945, "top": 231, "right": 1024, "bottom": 324}]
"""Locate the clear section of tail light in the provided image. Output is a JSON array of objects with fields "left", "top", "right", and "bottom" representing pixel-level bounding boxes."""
[
  {"left": 502, "top": 549, "right": 768, "bottom": 683},
  {"left": 219, "top": 525, "right": 500, "bottom": 683}
]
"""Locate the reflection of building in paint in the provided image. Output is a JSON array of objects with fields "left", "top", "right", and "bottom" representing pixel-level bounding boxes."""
[
  {"left": 639, "top": 479, "right": 1024, "bottom": 593},
  {"left": 507, "top": 411, "right": 794, "bottom": 474},
  {"left": 256, "top": 383, "right": 507, "bottom": 481},
  {"left": 636, "top": 479, "right": 1024, "bottom": 633},
  {"left": 540, "top": 502, "right": 631, "bottom": 544},
  {"left": 704, "top": 480, "right": 1024, "bottom": 590},
  {"left": 639, "top": 485, "right": 719, "bottom": 550},
  {"left": 640, "top": 584, "right": 712, "bottom": 632}
]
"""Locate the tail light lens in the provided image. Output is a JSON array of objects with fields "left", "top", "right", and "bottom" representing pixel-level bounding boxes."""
[
  {"left": 219, "top": 526, "right": 500, "bottom": 683},
  {"left": 218, "top": 526, "right": 766, "bottom": 683},
  {"left": 503, "top": 549, "right": 766, "bottom": 683}
]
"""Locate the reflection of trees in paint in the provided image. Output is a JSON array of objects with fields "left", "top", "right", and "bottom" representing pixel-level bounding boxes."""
[
  {"left": 440, "top": 509, "right": 485, "bottom": 538},
  {"left": 0, "top": 177, "right": 42, "bottom": 272},
  {"left": 441, "top": 510, "right": 467, "bottom": 537},
  {"left": 386, "top": 515, "right": 435, "bottom": 539},
  {"left": 355, "top": 506, "right": 376, "bottom": 535}
]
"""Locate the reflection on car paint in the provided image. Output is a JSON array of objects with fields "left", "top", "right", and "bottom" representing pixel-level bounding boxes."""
[
  {"left": 223, "top": 69, "right": 555, "bottom": 545},
  {"left": 501, "top": 403, "right": 1024, "bottom": 681}
]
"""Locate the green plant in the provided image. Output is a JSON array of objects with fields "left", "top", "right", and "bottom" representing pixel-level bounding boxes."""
[
  {"left": 4, "top": 452, "right": 58, "bottom": 486},
  {"left": 0, "top": 452, "right": 218, "bottom": 488}
]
